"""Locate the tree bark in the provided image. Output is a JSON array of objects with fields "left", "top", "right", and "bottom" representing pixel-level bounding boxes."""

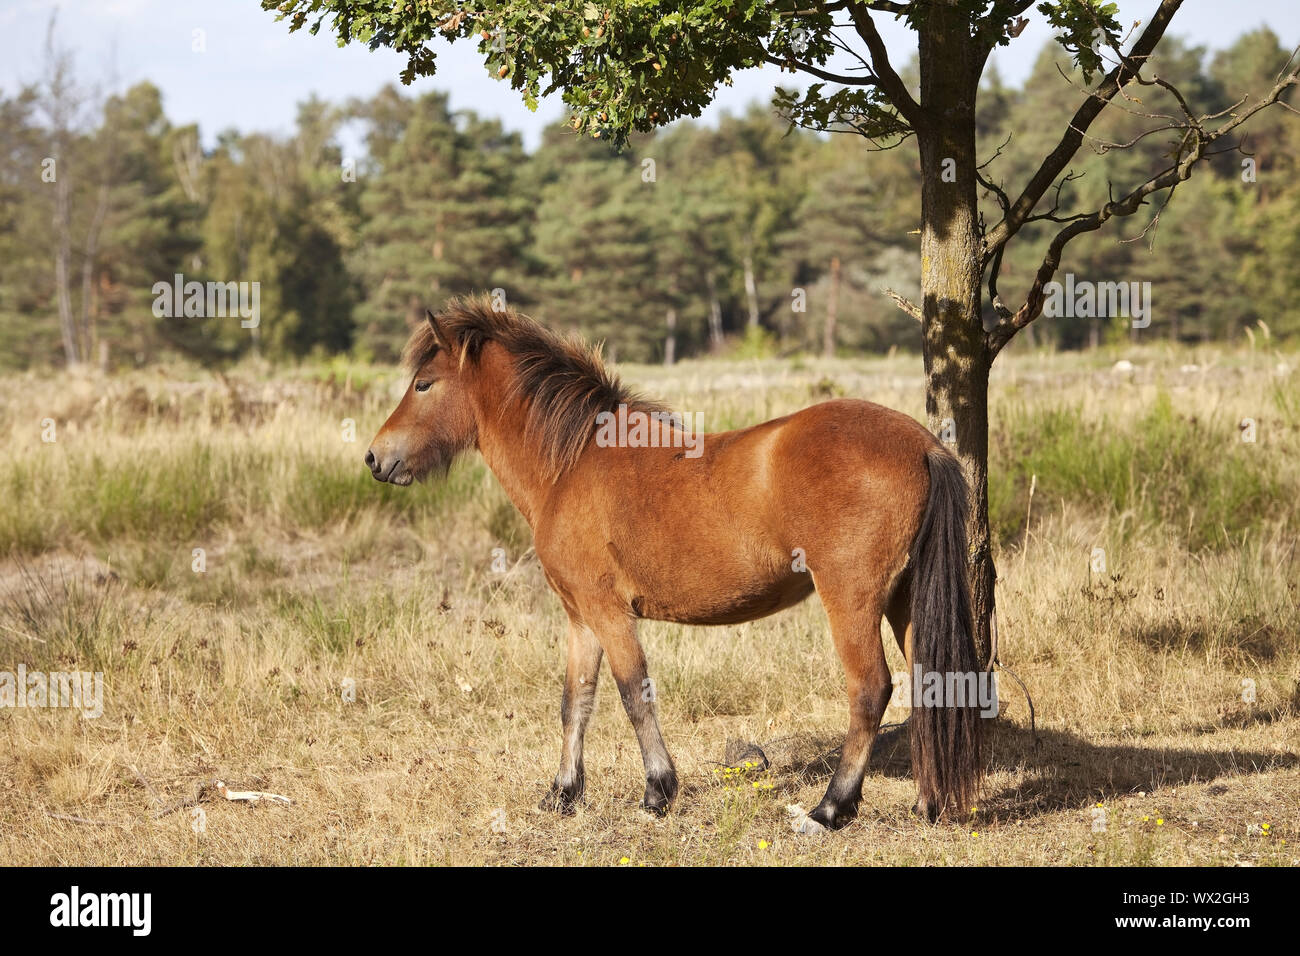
[
  {"left": 823, "top": 255, "right": 840, "bottom": 358},
  {"left": 917, "top": 2, "right": 996, "bottom": 667}
]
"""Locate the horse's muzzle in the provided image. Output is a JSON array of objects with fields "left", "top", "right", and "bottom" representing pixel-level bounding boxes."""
[{"left": 365, "top": 448, "right": 411, "bottom": 485}]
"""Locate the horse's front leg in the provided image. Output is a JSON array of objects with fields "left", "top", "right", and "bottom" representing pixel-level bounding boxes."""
[
  {"left": 594, "top": 612, "right": 678, "bottom": 815},
  {"left": 539, "top": 619, "right": 603, "bottom": 813}
]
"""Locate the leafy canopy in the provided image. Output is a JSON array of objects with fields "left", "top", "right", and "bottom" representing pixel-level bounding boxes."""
[{"left": 264, "top": 1, "right": 1125, "bottom": 144}]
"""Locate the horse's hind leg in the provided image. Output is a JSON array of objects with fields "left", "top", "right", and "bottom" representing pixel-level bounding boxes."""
[
  {"left": 886, "top": 572, "right": 935, "bottom": 821},
  {"left": 885, "top": 568, "right": 912, "bottom": 662},
  {"left": 539, "top": 619, "right": 603, "bottom": 813},
  {"left": 808, "top": 576, "right": 892, "bottom": 830}
]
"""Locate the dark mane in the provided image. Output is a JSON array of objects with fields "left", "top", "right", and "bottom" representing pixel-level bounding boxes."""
[{"left": 402, "top": 294, "right": 666, "bottom": 480}]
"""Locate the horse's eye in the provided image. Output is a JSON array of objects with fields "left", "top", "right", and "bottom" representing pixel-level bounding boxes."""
[{"left": 415, "top": 381, "right": 432, "bottom": 393}]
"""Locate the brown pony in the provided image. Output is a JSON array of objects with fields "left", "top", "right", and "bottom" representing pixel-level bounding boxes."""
[{"left": 366, "top": 295, "right": 984, "bottom": 828}]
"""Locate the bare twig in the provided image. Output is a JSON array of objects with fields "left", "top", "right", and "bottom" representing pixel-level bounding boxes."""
[
  {"left": 126, "top": 764, "right": 164, "bottom": 807},
  {"left": 883, "top": 287, "right": 922, "bottom": 322}
]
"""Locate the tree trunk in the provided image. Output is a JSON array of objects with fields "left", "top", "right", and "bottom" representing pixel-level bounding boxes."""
[
  {"left": 742, "top": 254, "right": 760, "bottom": 329},
  {"left": 917, "top": 3, "right": 996, "bottom": 667},
  {"left": 664, "top": 306, "right": 677, "bottom": 366},
  {"left": 79, "top": 180, "right": 110, "bottom": 363},
  {"left": 706, "top": 270, "right": 724, "bottom": 351},
  {"left": 53, "top": 161, "right": 78, "bottom": 367},
  {"left": 823, "top": 255, "right": 840, "bottom": 358}
]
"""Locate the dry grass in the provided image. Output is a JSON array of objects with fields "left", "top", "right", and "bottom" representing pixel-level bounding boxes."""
[{"left": 0, "top": 343, "right": 1296, "bottom": 866}]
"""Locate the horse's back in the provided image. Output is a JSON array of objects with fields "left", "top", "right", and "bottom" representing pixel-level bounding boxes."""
[{"left": 707, "top": 397, "right": 935, "bottom": 517}]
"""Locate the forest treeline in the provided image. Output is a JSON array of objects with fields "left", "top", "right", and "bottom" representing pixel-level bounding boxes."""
[{"left": 1, "top": 27, "right": 1296, "bottom": 370}]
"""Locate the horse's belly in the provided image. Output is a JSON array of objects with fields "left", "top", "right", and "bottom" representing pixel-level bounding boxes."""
[{"left": 634, "top": 572, "right": 815, "bottom": 626}]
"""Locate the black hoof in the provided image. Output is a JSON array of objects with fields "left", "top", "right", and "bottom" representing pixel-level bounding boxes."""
[
  {"left": 538, "top": 781, "right": 583, "bottom": 815},
  {"left": 910, "top": 799, "right": 939, "bottom": 824},
  {"left": 809, "top": 799, "right": 857, "bottom": 831},
  {"left": 642, "top": 773, "right": 678, "bottom": 816}
]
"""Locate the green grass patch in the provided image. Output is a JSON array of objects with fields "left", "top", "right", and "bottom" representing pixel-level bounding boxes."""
[{"left": 991, "top": 391, "right": 1291, "bottom": 550}]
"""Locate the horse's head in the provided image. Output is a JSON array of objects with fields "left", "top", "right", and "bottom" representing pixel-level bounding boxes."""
[{"left": 366, "top": 310, "right": 477, "bottom": 485}]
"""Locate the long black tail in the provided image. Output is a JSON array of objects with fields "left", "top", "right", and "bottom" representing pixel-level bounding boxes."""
[{"left": 908, "top": 446, "right": 984, "bottom": 820}]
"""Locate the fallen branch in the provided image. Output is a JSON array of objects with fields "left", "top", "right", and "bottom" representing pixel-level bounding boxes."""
[
  {"left": 215, "top": 780, "right": 292, "bottom": 805},
  {"left": 46, "top": 811, "right": 126, "bottom": 827}
]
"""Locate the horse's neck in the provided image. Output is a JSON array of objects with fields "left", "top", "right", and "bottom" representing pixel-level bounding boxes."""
[
  {"left": 471, "top": 356, "right": 549, "bottom": 528},
  {"left": 476, "top": 420, "right": 548, "bottom": 527}
]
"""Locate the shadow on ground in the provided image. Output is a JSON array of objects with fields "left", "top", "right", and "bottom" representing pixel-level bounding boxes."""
[{"left": 766, "top": 718, "right": 1297, "bottom": 820}]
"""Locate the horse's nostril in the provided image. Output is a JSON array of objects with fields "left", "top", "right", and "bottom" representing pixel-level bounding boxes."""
[{"left": 364, "top": 449, "right": 377, "bottom": 471}]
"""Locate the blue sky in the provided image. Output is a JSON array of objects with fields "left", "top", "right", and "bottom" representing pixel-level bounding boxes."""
[{"left": 2, "top": 0, "right": 1296, "bottom": 153}]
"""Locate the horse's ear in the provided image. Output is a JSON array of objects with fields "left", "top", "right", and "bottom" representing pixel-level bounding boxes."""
[{"left": 426, "top": 309, "right": 452, "bottom": 353}]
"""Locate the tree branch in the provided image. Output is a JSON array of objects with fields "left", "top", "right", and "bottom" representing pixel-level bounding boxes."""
[
  {"left": 779, "top": 2, "right": 852, "bottom": 16},
  {"left": 884, "top": 287, "right": 922, "bottom": 322},
  {"left": 986, "top": 155, "right": 1194, "bottom": 356},
  {"left": 762, "top": 52, "right": 880, "bottom": 88},
  {"left": 846, "top": 2, "right": 922, "bottom": 127},
  {"left": 983, "top": 0, "right": 1184, "bottom": 252},
  {"left": 986, "top": 42, "right": 1300, "bottom": 355},
  {"left": 856, "top": 1, "right": 912, "bottom": 14}
]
